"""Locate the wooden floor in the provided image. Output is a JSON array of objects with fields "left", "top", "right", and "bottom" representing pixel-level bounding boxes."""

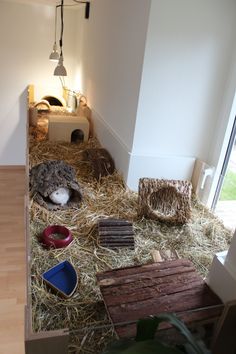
[{"left": 0, "top": 168, "right": 26, "bottom": 354}]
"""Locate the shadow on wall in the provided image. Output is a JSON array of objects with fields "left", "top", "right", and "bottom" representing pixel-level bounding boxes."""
[{"left": 0, "top": 88, "right": 27, "bottom": 165}]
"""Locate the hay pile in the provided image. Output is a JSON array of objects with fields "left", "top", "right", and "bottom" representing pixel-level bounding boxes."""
[{"left": 29, "top": 138, "right": 232, "bottom": 354}]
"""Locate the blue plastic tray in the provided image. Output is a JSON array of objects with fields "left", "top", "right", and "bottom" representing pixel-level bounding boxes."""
[{"left": 42, "top": 260, "right": 78, "bottom": 298}]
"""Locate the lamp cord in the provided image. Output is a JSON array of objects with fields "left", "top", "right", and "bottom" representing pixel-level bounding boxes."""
[
  {"left": 59, "top": 0, "right": 64, "bottom": 56},
  {"left": 54, "top": 6, "right": 57, "bottom": 43}
]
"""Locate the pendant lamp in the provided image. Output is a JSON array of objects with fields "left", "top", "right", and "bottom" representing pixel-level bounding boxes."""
[
  {"left": 54, "top": 54, "right": 67, "bottom": 76},
  {"left": 54, "top": 0, "right": 67, "bottom": 76},
  {"left": 49, "top": 7, "right": 59, "bottom": 61}
]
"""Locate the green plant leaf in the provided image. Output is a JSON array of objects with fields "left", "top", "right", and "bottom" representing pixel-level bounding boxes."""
[
  {"left": 103, "top": 313, "right": 208, "bottom": 354},
  {"left": 156, "top": 314, "right": 205, "bottom": 354}
]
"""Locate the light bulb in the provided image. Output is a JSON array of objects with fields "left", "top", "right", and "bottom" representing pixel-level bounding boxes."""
[{"left": 49, "top": 42, "right": 59, "bottom": 61}]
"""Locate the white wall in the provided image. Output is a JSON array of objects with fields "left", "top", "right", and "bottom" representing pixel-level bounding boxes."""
[
  {"left": 74, "top": 0, "right": 151, "bottom": 178},
  {"left": 133, "top": 0, "right": 236, "bottom": 159},
  {"left": 74, "top": 0, "right": 236, "bottom": 191},
  {"left": 0, "top": 1, "right": 77, "bottom": 165},
  {"left": 128, "top": 0, "right": 236, "bottom": 189}
]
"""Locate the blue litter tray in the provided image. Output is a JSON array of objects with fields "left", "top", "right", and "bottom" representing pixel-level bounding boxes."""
[{"left": 42, "top": 260, "right": 78, "bottom": 298}]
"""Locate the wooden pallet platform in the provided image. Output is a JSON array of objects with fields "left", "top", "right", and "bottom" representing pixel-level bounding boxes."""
[
  {"left": 97, "top": 259, "right": 223, "bottom": 338},
  {"left": 98, "top": 219, "right": 135, "bottom": 250}
]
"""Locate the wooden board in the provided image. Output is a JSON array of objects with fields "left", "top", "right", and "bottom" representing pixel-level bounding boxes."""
[
  {"left": 98, "top": 218, "right": 135, "bottom": 250},
  {"left": 97, "top": 259, "right": 223, "bottom": 338},
  {"left": 25, "top": 106, "right": 69, "bottom": 354},
  {"left": 25, "top": 306, "right": 69, "bottom": 354},
  {"left": 0, "top": 168, "right": 26, "bottom": 354}
]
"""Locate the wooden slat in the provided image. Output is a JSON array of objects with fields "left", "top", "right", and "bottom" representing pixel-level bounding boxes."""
[
  {"left": 116, "top": 306, "right": 223, "bottom": 338},
  {"left": 101, "top": 271, "right": 201, "bottom": 296},
  {"left": 100, "top": 236, "right": 134, "bottom": 240},
  {"left": 151, "top": 249, "right": 179, "bottom": 262},
  {"left": 109, "top": 286, "right": 221, "bottom": 323},
  {"left": 100, "top": 245, "right": 135, "bottom": 249},
  {"left": 100, "top": 230, "right": 134, "bottom": 236},
  {"left": 97, "top": 264, "right": 196, "bottom": 287},
  {"left": 97, "top": 259, "right": 193, "bottom": 280},
  {"left": 100, "top": 242, "right": 135, "bottom": 247},
  {"left": 99, "top": 219, "right": 132, "bottom": 227},
  {"left": 104, "top": 279, "right": 204, "bottom": 306}
]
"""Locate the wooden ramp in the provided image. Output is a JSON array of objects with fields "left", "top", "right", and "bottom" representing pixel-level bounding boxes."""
[{"left": 97, "top": 259, "right": 223, "bottom": 338}]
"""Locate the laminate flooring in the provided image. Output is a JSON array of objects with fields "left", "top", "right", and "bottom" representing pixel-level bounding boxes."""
[{"left": 0, "top": 168, "right": 26, "bottom": 354}]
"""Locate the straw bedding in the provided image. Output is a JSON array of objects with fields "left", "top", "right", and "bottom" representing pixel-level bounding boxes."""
[{"left": 29, "top": 137, "right": 233, "bottom": 354}]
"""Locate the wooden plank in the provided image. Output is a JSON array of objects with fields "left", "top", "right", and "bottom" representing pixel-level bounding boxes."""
[
  {"left": 25, "top": 112, "right": 70, "bottom": 354},
  {"left": 100, "top": 236, "right": 134, "bottom": 240},
  {"left": 100, "top": 240, "right": 135, "bottom": 245},
  {"left": 116, "top": 306, "right": 223, "bottom": 339},
  {"left": 100, "top": 228, "right": 134, "bottom": 233},
  {"left": 151, "top": 250, "right": 162, "bottom": 262},
  {"left": 28, "top": 84, "right": 35, "bottom": 104},
  {"left": 25, "top": 335, "right": 69, "bottom": 354},
  {"left": 99, "top": 220, "right": 133, "bottom": 226},
  {"left": 151, "top": 249, "right": 179, "bottom": 262},
  {"left": 97, "top": 264, "right": 196, "bottom": 287},
  {"left": 100, "top": 245, "right": 135, "bottom": 249},
  {"left": 100, "top": 243, "right": 135, "bottom": 247},
  {"left": 103, "top": 279, "right": 204, "bottom": 306},
  {"left": 109, "top": 285, "right": 221, "bottom": 323},
  {"left": 100, "top": 230, "right": 134, "bottom": 236},
  {"left": 101, "top": 271, "right": 202, "bottom": 296},
  {"left": 97, "top": 259, "right": 194, "bottom": 280},
  {"left": 25, "top": 306, "right": 69, "bottom": 354},
  {"left": 211, "top": 301, "right": 236, "bottom": 354}
]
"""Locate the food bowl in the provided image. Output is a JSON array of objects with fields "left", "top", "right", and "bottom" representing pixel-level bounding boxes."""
[
  {"left": 41, "top": 225, "right": 73, "bottom": 249},
  {"left": 42, "top": 260, "right": 78, "bottom": 298}
]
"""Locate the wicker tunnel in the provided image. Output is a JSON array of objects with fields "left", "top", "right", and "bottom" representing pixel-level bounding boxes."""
[{"left": 138, "top": 178, "right": 192, "bottom": 225}]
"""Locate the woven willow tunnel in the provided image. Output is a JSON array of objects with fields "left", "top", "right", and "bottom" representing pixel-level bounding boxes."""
[{"left": 138, "top": 178, "right": 192, "bottom": 225}]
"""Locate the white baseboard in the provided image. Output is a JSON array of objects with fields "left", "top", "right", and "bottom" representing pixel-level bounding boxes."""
[{"left": 127, "top": 153, "right": 195, "bottom": 191}]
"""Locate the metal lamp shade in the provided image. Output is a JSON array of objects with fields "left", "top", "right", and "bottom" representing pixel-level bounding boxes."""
[
  {"left": 54, "top": 55, "right": 67, "bottom": 76},
  {"left": 49, "top": 43, "right": 59, "bottom": 61}
]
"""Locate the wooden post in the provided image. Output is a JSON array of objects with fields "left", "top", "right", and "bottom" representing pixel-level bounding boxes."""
[{"left": 211, "top": 301, "right": 236, "bottom": 354}]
